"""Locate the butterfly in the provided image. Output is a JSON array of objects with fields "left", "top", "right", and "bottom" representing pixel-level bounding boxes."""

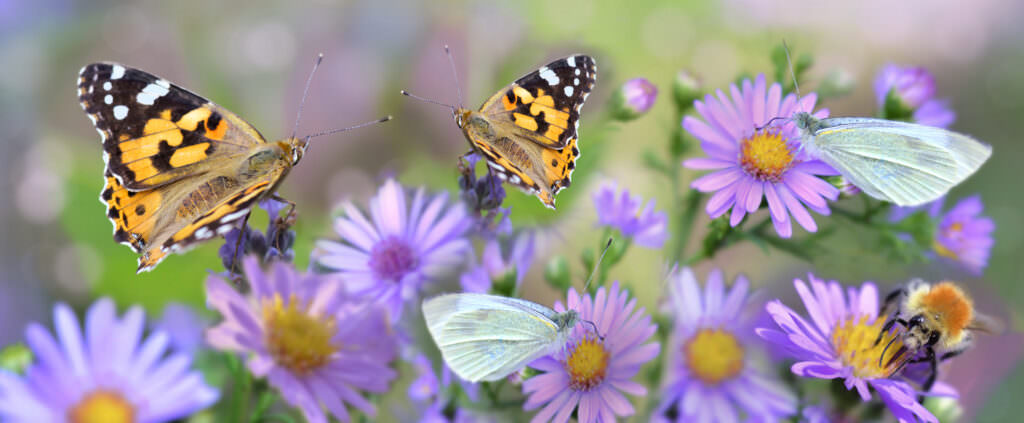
[
  {"left": 405, "top": 53, "right": 597, "bottom": 209},
  {"left": 78, "top": 59, "right": 386, "bottom": 273}
]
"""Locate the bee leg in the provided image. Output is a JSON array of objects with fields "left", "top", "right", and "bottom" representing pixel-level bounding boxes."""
[
  {"left": 874, "top": 317, "right": 907, "bottom": 346},
  {"left": 880, "top": 287, "right": 907, "bottom": 316}
]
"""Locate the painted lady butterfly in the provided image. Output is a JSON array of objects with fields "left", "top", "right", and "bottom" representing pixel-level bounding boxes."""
[
  {"left": 78, "top": 59, "right": 386, "bottom": 273},
  {"left": 406, "top": 54, "right": 596, "bottom": 209}
]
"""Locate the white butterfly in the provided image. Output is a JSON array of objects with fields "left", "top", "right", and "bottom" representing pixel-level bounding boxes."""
[
  {"left": 421, "top": 293, "right": 580, "bottom": 382},
  {"left": 794, "top": 112, "right": 992, "bottom": 206}
]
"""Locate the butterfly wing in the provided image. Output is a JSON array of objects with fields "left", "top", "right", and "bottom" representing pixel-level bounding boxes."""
[
  {"left": 422, "top": 294, "right": 562, "bottom": 382},
  {"left": 78, "top": 63, "right": 266, "bottom": 190},
  {"left": 467, "top": 55, "right": 596, "bottom": 209},
  {"left": 479, "top": 55, "right": 597, "bottom": 149},
  {"left": 808, "top": 118, "right": 988, "bottom": 206},
  {"left": 102, "top": 166, "right": 282, "bottom": 272}
]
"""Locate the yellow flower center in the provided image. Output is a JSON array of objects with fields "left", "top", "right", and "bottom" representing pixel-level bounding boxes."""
[
  {"left": 739, "top": 131, "right": 794, "bottom": 182},
  {"left": 933, "top": 222, "right": 963, "bottom": 259},
  {"left": 831, "top": 315, "right": 906, "bottom": 379},
  {"left": 263, "top": 293, "right": 339, "bottom": 375},
  {"left": 565, "top": 336, "right": 609, "bottom": 391},
  {"left": 685, "top": 328, "right": 745, "bottom": 385},
  {"left": 68, "top": 390, "right": 135, "bottom": 423}
]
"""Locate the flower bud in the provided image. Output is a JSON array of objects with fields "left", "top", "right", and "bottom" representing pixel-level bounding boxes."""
[
  {"left": 611, "top": 77, "right": 658, "bottom": 120},
  {"left": 672, "top": 70, "right": 701, "bottom": 111}
]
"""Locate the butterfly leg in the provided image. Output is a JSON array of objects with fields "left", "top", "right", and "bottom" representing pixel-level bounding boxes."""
[
  {"left": 269, "top": 194, "right": 298, "bottom": 253},
  {"left": 228, "top": 211, "right": 252, "bottom": 275}
]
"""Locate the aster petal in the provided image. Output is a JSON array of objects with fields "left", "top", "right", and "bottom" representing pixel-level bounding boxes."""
[
  {"left": 608, "top": 378, "right": 646, "bottom": 396},
  {"left": 858, "top": 283, "right": 879, "bottom": 318},
  {"left": 732, "top": 82, "right": 752, "bottom": 127},
  {"left": 776, "top": 185, "right": 817, "bottom": 232},
  {"left": 683, "top": 116, "right": 735, "bottom": 151},
  {"left": 782, "top": 172, "right": 828, "bottom": 209},
  {"left": 745, "top": 180, "right": 764, "bottom": 212},
  {"left": 316, "top": 242, "right": 370, "bottom": 271},
  {"left": 791, "top": 360, "right": 844, "bottom": 379},
  {"left": 53, "top": 302, "right": 89, "bottom": 383},
  {"left": 691, "top": 168, "right": 743, "bottom": 192},
  {"left": 762, "top": 183, "right": 788, "bottom": 223},
  {"left": 682, "top": 157, "right": 735, "bottom": 170},
  {"left": 720, "top": 274, "right": 749, "bottom": 319},
  {"left": 705, "top": 182, "right": 739, "bottom": 218},
  {"left": 762, "top": 301, "right": 833, "bottom": 359},
  {"left": 709, "top": 392, "right": 739, "bottom": 423},
  {"left": 333, "top": 218, "right": 377, "bottom": 252},
  {"left": 765, "top": 82, "right": 782, "bottom": 120},
  {"left": 523, "top": 372, "right": 569, "bottom": 408},
  {"left": 788, "top": 166, "right": 840, "bottom": 200},
  {"left": 599, "top": 385, "right": 635, "bottom": 416},
  {"left": 674, "top": 268, "right": 704, "bottom": 324},
  {"left": 794, "top": 279, "right": 834, "bottom": 336},
  {"left": 577, "top": 392, "right": 597, "bottom": 423},
  {"left": 751, "top": 74, "right": 768, "bottom": 124},
  {"left": 796, "top": 160, "right": 840, "bottom": 176},
  {"left": 529, "top": 388, "right": 572, "bottom": 422},
  {"left": 772, "top": 212, "right": 793, "bottom": 238}
]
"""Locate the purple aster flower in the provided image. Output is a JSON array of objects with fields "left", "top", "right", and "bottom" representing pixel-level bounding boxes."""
[
  {"left": 522, "top": 281, "right": 659, "bottom": 423},
  {"left": 460, "top": 232, "right": 536, "bottom": 293},
  {"left": 613, "top": 77, "right": 658, "bottom": 120},
  {"left": 592, "top": 182, "right": 668, "bottom": 248},
  {"left": 656, "top": 267, "right": 796, "bottom": 422},
  {"left": 890, "top": 196, "right": 994, "bottom": 275},
  {"left": 152, "top": 302, "right": 208, "bottom": 356},
  {"left": 315, "top": 178, "right": 472, "bottom": 320},
  {"left": 206, "top": 257, "right": 398, "bottom": 423},
  {"left": 757, "top": 275, "right": 955, "bottom": 423},
  {"left": 874, "top": 64, "right": 955, "bottom": 128},
  {"left": 683, "top": 74, "right": 840, "bottom": 238},
  {"left": 0, "top": 298, "right": 218, "bottom": 422},
  {"left": 932, "top": 195, "right": 994, "bottom": 275}
]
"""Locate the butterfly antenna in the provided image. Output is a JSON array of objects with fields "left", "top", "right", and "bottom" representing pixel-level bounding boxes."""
[
  {"left": 782, "top": 40, "right": 801, "bottom": 99},
  {"left": 292, "top": 53, "right": 324, "bottom": 139},
  {"left": 304, "top": 115, "right": 392, "bottom": 141},
  {"left": 399, "top": 90, "right": 456, "bottom": 111},
  {"left": 582, "top": 237, "right": 614, "bottom": 293},
  {"left": 444, "top": 44, "right": 464, "bottom": 109},
  {"left": 581, "top": 319, "right": 606, "bottom": 341}
]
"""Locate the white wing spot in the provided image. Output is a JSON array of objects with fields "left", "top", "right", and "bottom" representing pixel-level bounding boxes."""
[
  {"left": 103, "top": 81, "right": 112, "bottom": 91},
  {"left": 222, "top": 209, "right": 250, "bottom": 223},
  {"left": 574, "top": 78, "right": 579, "bottom": 85},
  {"left": 136, "top": 82, "right": 171, "bottom": 105},
  {"left": 216, "top": 225, "right": 235, "bottom": 235},
  {"left": 575, "top": 68, "right": 581, "bottom": 76},
  {"left": 104, "top": 94, "right": 113, "bottom": 105},
  {"left": 538, "top": 67, "right": 559, "bottom": 85},
  {"left": 509, "top": 174, "right": 521, "bottom": 184},
  {"left": 564, "top": 86, "right": 574, "bottom": 96},
  {"left": 113, "top": 105, "right": 129, "bottom": 120},
  {"left": 195, "top": 227, "right": 214, "bottom": 240},
  {"left": 110, "top": 65, "right": 125, "bottom": 80},
  {"left": 567, "top": 56, "right": 576, "bottom": 68}
]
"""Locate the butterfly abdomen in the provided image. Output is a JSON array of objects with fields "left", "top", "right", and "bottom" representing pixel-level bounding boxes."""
[{"left": 177, "top": 176, "right": 242, "bottom": 219}]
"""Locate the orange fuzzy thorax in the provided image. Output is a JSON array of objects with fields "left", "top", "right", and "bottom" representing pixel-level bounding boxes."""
[{"left": 919, "top": 281, "right": 973, "bottom": 342}]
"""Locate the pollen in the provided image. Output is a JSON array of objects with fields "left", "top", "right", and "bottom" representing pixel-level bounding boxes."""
[
  {"left": 565, "top": 336, "right": 610, "bottom": 391},
  {"left": 685, "top": 328, "right": 745, "bottom": 385},
  {"left": 262, "top": 293, "right": 339, "bottom": 375},
  {"left": 920, "top": 282, "right": 973, "bottom": 339},
  {"left": 739, "top": 130, "right": 794, "bottom": 182},
  {"left": 68, "top": 390, "right": 135, "bottom": 423},
  {"left": 831, "top": 315, "right": 905, "bottom": 379}
]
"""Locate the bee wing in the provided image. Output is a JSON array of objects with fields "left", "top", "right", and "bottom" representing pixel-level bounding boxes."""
[
  {"left": 422, "top": 294, "right": 561, "bottom": 382},
  {"left": 968, "top": 311, "right": 1006, "bottom": 335},
  {"left": 811, "top": 118, "right": 992, "bottom": 206}
]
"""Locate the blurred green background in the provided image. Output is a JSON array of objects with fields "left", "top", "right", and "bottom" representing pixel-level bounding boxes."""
[{"left": 1, "top": 0, "right": 1022, "bottom": 421}]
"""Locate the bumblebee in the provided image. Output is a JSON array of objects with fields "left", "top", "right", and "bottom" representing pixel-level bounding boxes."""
[{"left": 875, "top": 279, "right": 1002, "bottom": 391}]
